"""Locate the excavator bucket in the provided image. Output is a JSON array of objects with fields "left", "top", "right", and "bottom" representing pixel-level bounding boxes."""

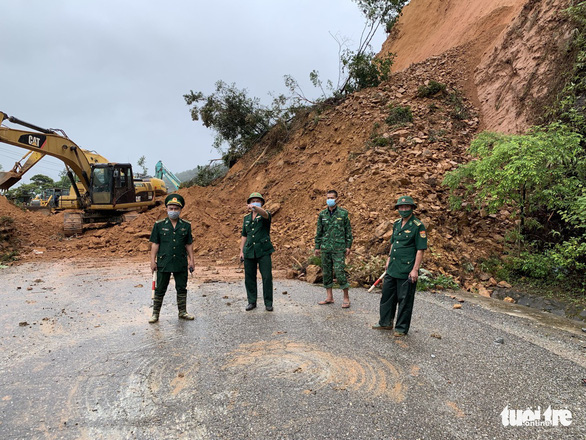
[{"left": 0, "top": 170, "right": 22, "bottom": 190}]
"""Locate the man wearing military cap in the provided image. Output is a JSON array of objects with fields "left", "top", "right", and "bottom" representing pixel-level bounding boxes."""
[
  {"left": 240, "top": 192, "right": 275, "bottom": 311},
  {"left": 372, "top": 196, "right": 427, "bottom": 336},
  {"left": 148, "top": 193, "right": 195, "bottom": 323}
]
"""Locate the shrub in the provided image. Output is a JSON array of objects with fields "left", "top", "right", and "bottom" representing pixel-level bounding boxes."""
[
  {"left": 386, "top": 103, "right": 412, "bottom": 126},
  {"left": 417, "top": 81, "right": 447, "bottom": 98}
]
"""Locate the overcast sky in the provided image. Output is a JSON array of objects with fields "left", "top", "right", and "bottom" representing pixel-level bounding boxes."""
[{"left": 0, "top": 0, "right": 388, "bottom": 183}]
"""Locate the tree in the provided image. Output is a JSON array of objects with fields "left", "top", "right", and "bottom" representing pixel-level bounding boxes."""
[
  {"left": 137, "top": 155, "right": 148, "bottom": 176},
  {"left": 30, "top": 174, "right": 56, "bottom": 191},
  {"left": 286, "top": 0, "right": 406, "bottom": 103},
  {"left": 444, "top": 124, "right": 586, "bottom": 279},
  {"left": 184, "top": 81, "right": 292, "bottom": 167}
]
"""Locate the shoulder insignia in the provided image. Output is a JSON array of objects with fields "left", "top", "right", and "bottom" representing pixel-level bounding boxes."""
[
  {"left": 394, "top": 218, "right": 402, "bottom": 223},
  {"left": 155, "top": 219, "right": 165, "bottom": 224},
  {"left": 180, "top": 219, "right": 191, "bottom": 225},
  {"left": 413, "top": 220, "right": 422, "bottom": 226}
]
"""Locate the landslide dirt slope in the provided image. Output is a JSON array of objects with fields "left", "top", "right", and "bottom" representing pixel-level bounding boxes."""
[
  {"left": 4, "top": 49, "right": 511, "bottom": 286},
  {"left": 383, "top": 0, "right": 575, "bottom": 133},
  {"left": 3, "top": 0, "right": 575, "bottom": 289}
]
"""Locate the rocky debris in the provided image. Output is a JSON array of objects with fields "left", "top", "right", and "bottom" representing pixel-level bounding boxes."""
[
  {"left": 305, "top": 265, "right": 322, "bottom": 284},
  {"left": 453, "top": 304, "right": 462, "bottom": 309},
  {"left": 2, "top": 37, "right": 510, "bottom": 288}
]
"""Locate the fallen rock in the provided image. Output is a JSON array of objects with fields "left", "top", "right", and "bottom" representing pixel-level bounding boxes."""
[
  {"left": 503, "top": 297, "right": 515, "bottom": 303},
  {"left": 305, "top": 265, "right": 323, "bottom": 284},
  {"left": 453, "top": 304, "right": 462, "bottom": 309},
  {"left": 497, "top": 281, "right": 512, "bottom": 288}
]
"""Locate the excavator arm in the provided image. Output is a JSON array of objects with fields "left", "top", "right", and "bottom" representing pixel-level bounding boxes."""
[
  {"left": 0, "top": 111, "right": 94, "bottom": 206},
  {"left": 0, "top": 150, "right": 45, "bottom": 190}
]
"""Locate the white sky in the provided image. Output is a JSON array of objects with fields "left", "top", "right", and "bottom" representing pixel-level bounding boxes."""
[{"left": 0, "top": 0, "right": 388, "bottom": 183}]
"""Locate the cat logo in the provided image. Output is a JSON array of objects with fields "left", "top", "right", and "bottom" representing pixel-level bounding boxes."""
[
  {"left": 28, "top": 135, "right": 41, "bottom": 146},
  {"left": 18, "top": 133, "right": 46, "bottom": 148}
]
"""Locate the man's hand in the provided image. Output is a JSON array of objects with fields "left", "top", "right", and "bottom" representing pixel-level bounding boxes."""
[
  {"left": 345, "top": 248, "right": 351, "bottom": 257},
  {"left": 189, "top": 263, "right": 195, "bottom": 274},
  {"left": 314, "top": 249, "right": 321, "bottom": 256},
  {"left": 409, "top": 269, "right": 419, "bottom": 283},
  {"left": 239, "top": 250, "right": 244, "bottom": 261},
  {"left": 385, "top": 257, "right": 390, "bottom": 270},
  {"left": 150, "top": 261, "right": 157, "bottom": 273}
]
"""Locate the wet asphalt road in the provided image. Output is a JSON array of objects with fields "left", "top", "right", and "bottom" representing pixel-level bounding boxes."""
[{"left": 1, "top": 259, "right": 585, "bottom": 440}]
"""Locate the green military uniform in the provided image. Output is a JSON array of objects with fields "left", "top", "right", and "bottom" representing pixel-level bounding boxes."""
[
  {"left": 149, "top": 194, "right": 194, "bottom": 320},
  {"left": 242, "top": 197, "right": 275, "bottom": 308},
  {"left": 315, "top": 206, "right": 353, "bottom": 289},
  {"left": 378, "top": 196, "right": 427, "bottom": 335}
]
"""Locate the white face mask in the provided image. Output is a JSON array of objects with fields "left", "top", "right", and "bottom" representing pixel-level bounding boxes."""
[
  {"left": 167, "top": 210, "right": 180, "bottom": 220},
  {"left": 251, "top": 202, "right": 262, "bottom": 208}
]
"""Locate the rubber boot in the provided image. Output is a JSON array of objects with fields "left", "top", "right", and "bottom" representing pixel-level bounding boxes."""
[
  {"left": 149, "top": 295, "right": 163, "bottom": 323},
  {"left": 177, "top": 292, "right": 194, "bottom": 320}
]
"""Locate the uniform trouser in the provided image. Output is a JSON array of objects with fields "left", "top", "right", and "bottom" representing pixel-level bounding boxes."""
[
  {"left": 322, "top": 251, "right": 349, "bottom": 290},
  {"left": 244, "top": 254, "right": 273, "bottom": 306},
  {"left": 379, "top": 274, "right": 417, "bottom": 334},
  {"left": 153, "top": 270, "right": 188, "bottom": 315}
]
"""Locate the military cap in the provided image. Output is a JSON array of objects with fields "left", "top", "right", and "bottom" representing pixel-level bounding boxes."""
[
  {"left": 395, "top": 195, "right": 417, "bottom": 209},
  {"left": 247, "top": 192, "right": 265, "bottom": 205},
  {"left": 165, "top": 193, "right": 185, "bottom": 207}
]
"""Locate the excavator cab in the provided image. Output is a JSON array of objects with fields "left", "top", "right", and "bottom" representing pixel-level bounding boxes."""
[{"left": 90, "top": 164, "right": 136, "bottom": 205}]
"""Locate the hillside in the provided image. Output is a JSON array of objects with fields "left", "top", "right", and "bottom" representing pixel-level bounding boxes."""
[
  {"left": 383, "top": 0, "right": 575, "bottom": 133},
  {"left": 2, "top": 0, "right": 578, "bottom": 291}
]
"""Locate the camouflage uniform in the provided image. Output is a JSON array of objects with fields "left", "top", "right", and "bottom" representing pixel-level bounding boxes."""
[{"left": 315, "top": 206, "right": 353, "bottom": 289}]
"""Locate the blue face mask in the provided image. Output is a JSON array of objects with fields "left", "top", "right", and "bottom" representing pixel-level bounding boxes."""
[
  {"left": 167, "top": 210, "right": 180, "bottom": 220},
  {"left": 251, "top": 202, "right": 262, "bottom": 208},
  {"left": 326, "top": 199, "right": 336, "bottom": 208}
]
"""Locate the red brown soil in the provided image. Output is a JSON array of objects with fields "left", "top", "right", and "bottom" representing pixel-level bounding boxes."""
[
  {"left": 383, "top": 0, "right": 575, "bottom": 133},
  {"left": 2, "top": 0, "right": 575, "bottom": 290}
]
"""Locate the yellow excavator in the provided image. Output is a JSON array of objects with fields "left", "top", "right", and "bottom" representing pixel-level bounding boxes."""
[
  {"left": 0, "top": 111, "right": 165, "bottom": 235},
  {"left": 0, "top": 140, "right": 167, "bottom": 203}
]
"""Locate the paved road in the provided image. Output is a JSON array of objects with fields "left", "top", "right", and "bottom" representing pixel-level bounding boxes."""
[{"left": 1, "top": 259, "right": 585, "bottom": 439}]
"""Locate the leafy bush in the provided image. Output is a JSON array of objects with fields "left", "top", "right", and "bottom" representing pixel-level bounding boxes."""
[
  {"left": 347, "top": 255, "right": 387, "bottom": 286},
  {"left": 446, "top": 91, "right": 470, "bottom": 120},
  {"left": 181, "top": 163, "right": 228, "bottom": 188},
  {"left": 184, "top": 81, "right": 293, "bottom": 167},
  {"left": 417, "top": 81, "right": 447, "bottom": 98},
  {"left": 417, "top": 269, "right": 459, "bottom": 291},
  {"left": 386, "top": 103, "right": 413, "bottom": 126}
]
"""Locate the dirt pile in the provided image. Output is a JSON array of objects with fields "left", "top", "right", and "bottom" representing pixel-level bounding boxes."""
[
  {"left": 382, "top": 0, "right": 575, "bottom": 133},
  {"left": 6, "top": 0, "right": 575, "bottom": 289},
  {"left": 13, "top": 47, "right": 515, "bottom": 287},
  {"left": 0, "top": 196, "right": 64, "bottom": 258}
]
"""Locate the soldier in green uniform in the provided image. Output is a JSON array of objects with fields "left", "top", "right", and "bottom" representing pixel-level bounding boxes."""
[
  {"left": 240, "top": 192, "right": 275, "bottom": 311},
  {"left": 315, "top": 190, "right": 353, "bottom": 308},
  {"left": 149, "top": 194, "right": 195, "bottom": 323},
  {"left": 372, "top": 196, "right": 427, "bottom": 336}
]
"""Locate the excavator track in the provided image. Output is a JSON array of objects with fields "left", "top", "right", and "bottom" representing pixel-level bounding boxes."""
[{"left": 63, "top": 212, "right": 83, "bottom": 237}]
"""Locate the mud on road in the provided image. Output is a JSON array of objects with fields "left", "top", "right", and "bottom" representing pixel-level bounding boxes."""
[{"left": 1, "top": 259, "right": 585, "bottom": 439}]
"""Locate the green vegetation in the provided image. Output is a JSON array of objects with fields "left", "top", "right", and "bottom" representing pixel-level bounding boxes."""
[
  {"left": 348, "top": 255, "right": 387, "bottom": 286},
  {"left": 417, "top": 269, "right": 459, "bottom": 291},
  {"left": 444, "top": 3, "right": 586, "bottom": 294},
  {"left": 367, "top": 122, "right": 393, "bottom": 148},
  {"left": 0, "top": 216, "right": 18, "bottom": 262},
  {"left": 385, "top": 102, "right": 413, "bottom": 126},
  {"left": 417, "top": 80, "right": 447, "bottom": 98},
  {"left": 185, "top": 1, "right": 407, "bottom": 168},
  {"left": 180, "top": 162, "right": 228, "bottom": 188},
  {"left": 5, "top": 173, "right": 70, "bottom": 202}
]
